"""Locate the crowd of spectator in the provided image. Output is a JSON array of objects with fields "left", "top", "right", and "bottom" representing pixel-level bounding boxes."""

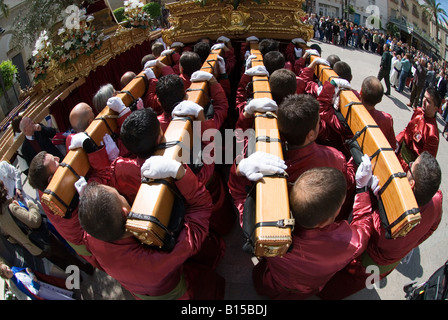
[{"left": 303, "top": 13, "right": 448, "bottom": 136}]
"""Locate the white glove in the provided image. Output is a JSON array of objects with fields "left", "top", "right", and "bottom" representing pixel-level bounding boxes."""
[
  {"left": 136, "top": 98, "right": 144, "bottom": 110},
  {"left": 211, "top": 43, "right": 225, "bottom": 51},
  {"left": 292, "top": 38, "right": 306, "bottom": 45},
  {"left": 356, "top": 154, "right": 373, "bottom": 188},
  {"left": 74, "top": 176, "right": 88, "bottom": 196},
  {"left": 244, "top": 98, "right": 278, "bottom": 115},
  {"left": 144, "top": 67, "right": 156, "bottom": 80},
  {"left": 217, "top": 35, "right": 230, "bottom": 43},
  {"left": 246, "top": 36, "right": 259, "bottom": 42},
  {"left": 370, "top": 175, "right": 380, "bottom": 197},
  {"left": 313, "top": 58, "right": 330, "bottom": 67},
  {"left": 305, "top": 49, "right": 320, "bottom": 57},
  {"left": 331, "top": 78, "right": 352, "bottom": 89},
  {"left": 190, "top": 70, "right": 213, "bottom": 82},
  {"left": 245, "top": 65, "right": 269, "bottom": 77},
  {"left": 294, "top": 47, "right": 303, "bottom": 59},
  {"left": 172, "top": 100, "right": 203, "bottom": 118},
  {"left": 141, "top": 156, "right": 182, "bottom": 180},
  {"left": 217, "top": 55, "right": 226, "bottom": 74},
  {"left": 69, "top": 132, "right": 90, "bottom": 150},
  {"left": 161, "top": 49, "right": 174, "bottom": 56},
  {"left": 103, "top": 133, "right": 119, "bottom": 162},
  {"left": 107, "top": 97, "right": 127, "bottom": 114},
  {"left": 238, "top": 151, "right": 287, "bottom": 181},
  {"left": 244, "top": 50, "right": 251, "bottom": 60},
  {"left": 170, "top": 41, "right": 184, "bottom": 48},
  {"left": 245, "top": 54, "right": 257, "bottom": 69},
  {"left": 144, "top": 60, "right": 157, "bottom": 69}
]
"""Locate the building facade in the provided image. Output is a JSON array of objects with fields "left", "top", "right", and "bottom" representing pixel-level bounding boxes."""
[
  {"left": 311, "top": 0, "right": 388, "bottom": 29},
  {"left": 388, "top": 0, "right": 440, "bottom": 57}
]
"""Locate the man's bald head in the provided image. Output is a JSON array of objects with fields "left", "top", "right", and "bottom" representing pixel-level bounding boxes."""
[
  {"left": 361, "top": 76, "right": 383, "bottom": 109},
  {"left": 69, "top": 102, "right": 95, "bottom": 132},
  {"left": 120, "top": 71, "right": 136, "bottom": 88}
]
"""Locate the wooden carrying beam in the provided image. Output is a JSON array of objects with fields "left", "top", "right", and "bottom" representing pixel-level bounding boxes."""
[
  {"left": 40, "top": 55, "right": 173, "bottom": 217},
  {"left": 249, "top": 43, "right": 293, "bottom": 257},
  {"left": 310, "top": 56, "right": 420, "bottom": 238},
  {"left": 125, "top": 49, "right": 222, "bottom": 247}
]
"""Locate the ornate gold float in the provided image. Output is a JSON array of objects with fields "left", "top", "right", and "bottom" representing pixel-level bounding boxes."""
[{"left": 162, "top": 0, "right": 313, "bottom": 45}]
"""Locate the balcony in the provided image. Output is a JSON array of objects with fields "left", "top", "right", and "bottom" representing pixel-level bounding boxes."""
[{"left": 390, "top": 17, "right": 440, "bottom": 51}]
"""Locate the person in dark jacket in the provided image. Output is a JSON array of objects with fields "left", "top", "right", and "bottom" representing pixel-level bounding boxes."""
[
  {"left": 19, "top": 117, "right": 63, "bottom": 169},
  {"left": 377, "top": 44, "right": 392, "bottom": 95}
]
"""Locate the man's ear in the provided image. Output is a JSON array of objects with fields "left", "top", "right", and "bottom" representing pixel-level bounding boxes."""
[
  {"left": 122, "top": 207, "right": 130, "bottom": 219},
  {"left": 409, "top": 178, "right": 415, "bottom": 190}
]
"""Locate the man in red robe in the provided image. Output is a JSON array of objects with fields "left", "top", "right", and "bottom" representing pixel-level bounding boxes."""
[
  {"left": 396, "top": 87, "right": 441, "bottom": 172},
  {"left": 27, "top": 145, "right": 112, "bottom": 272},
  {"left": 319, "top": 151, "right": 443, "bottom": 299},
  {"left": 359, "top": 76, "right": 397, "bottom": 148},
  {"left": 228, "top": 93, "right": 356, "bottom": 227},
  {"left": 234, "top": 155, "right": 375, "bottom": 299},
  {"left": 79, "top": 158, "right": 225, "bottom": 300}
]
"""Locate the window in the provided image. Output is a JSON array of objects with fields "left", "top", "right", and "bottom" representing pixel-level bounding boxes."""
[{"left": 412, "top": 4, "right": 419, "bottom": 18}]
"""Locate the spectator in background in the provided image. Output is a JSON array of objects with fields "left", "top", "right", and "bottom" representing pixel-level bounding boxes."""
[
  {"left": 92, "top": 83, "right": 116, "bottom": 114},
  {"left": 19, "top": 117, "right": 63, "bottom": 169}
]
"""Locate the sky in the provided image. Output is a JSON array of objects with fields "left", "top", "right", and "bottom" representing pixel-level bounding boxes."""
[{"left": 441, "top": 0, "right": 448, "bottom": 17}]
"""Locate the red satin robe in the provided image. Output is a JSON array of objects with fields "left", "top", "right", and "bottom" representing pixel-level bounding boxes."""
[
  {"left": 396, "top": 107, "right": 439, "bottom": 172},
  {"left": 252, "top": 192, "right": 373, "bottom": 300},
  {"left": 38, "top": 146, "right": 111, "bottom": 269},
  {"left": 228, "top": 112, "right": 356, "bottom": 226},
  {"left": 84, "top": 166, "right": 225, "bottom": 299},
  {"left": 319, "top": 190, "right": 443, "bottom": 300}
]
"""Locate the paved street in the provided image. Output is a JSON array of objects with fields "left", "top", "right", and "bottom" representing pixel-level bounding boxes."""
[{"left": 9, "top": 39, "right": 448, "bottom": 301}]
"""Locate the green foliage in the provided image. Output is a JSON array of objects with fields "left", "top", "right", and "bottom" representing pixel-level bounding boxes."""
[
  {"left": 11, "top": 0, "right": 96, "bottom": 50},
  {"left": 113, "top": 7, "right": 126, "bottom": 23},
  {"left": 0, "top": 60, "right": 18, "bottom": 96},
  {"left": 0, "top": 0, "right": 9, "bottom": 17},
  {"left": 386, "top": 22, "right": 400, "bottom": 38},
  {"left": 142, "top": 2, "right": 161, "bottom": 18},
  {"left": 421, "top": 0, "right": 448, "bottom": 28},
  {"left": 345, "top": 5, "right": 355, "bottom": 15}
]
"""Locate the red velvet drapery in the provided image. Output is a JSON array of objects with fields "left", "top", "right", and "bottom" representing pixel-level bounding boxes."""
[{"left": 49, "top": 38, "right": 154, "bottom": 132}]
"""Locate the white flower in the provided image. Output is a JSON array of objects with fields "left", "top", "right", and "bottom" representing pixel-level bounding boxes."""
[
  {"left": 82, "top": 34, "right": 90, "bottom": 42},
  {"left": 64, "top": 41, "right": 73, "bottom": 50},
  {"left": 86, "top": 15, "right": 95, "bottom": 22},
  {"left": 35, "top": 39, "right": 44, "bottom": 51},
  {"left": 32, "top": 50, "right": 39, "bottom": 56},
  {"left": 58, "top": 28, "right": 66, "bottom": 35},
  {"left": 39, "top": 30, "right": 48, "bottom": 40}
]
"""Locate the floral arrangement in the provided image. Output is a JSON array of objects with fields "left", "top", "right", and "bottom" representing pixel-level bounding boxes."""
[
  {"left": 53, "top": 9, "right": 104, "bottom": 66},
  {"left": 123, "top": 0, "right": 152, "bottom": 29},
  {"left": 30, "top": 8, "right": 104, "bottom": 80},
  {"left": 31, "top": 30, "right": 53, "bottom": 80}
]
